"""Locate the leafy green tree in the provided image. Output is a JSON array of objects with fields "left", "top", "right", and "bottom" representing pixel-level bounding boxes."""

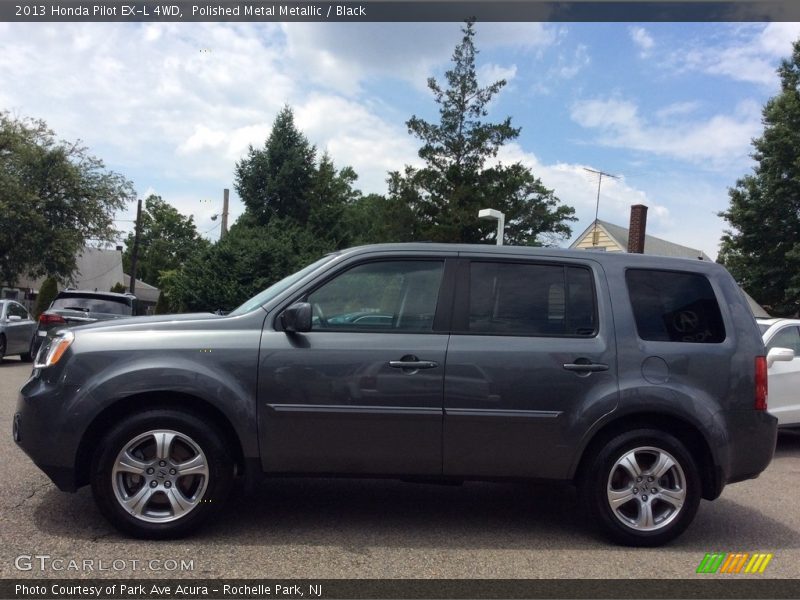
[
  {"left": 121, "top": 195, "right": 209, "bottom": 287},
  {"left": 388, "top": 20, "right": 575, "bottom": 245},
  {"left": 110, "top": 282, "right": 126, "bottom": 293},
  {"left": 163, "top": 216, "right": 334, "bottom": 313},
  {"left": 343, "top": 193, "right": 417, "bottom": 245},
  {"left": 0, "top": 112, "right": 134, "bottom": 286},
  {"left": 719, "top": 39, "right": 800, "bottom": 316},
  {"left": 33, "top": 277, "right": 58, "bottom": 317}
]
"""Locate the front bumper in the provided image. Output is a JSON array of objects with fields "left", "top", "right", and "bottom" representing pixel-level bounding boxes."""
[{"left": 14, "top": 372, "right": 83, "bottom": 492}]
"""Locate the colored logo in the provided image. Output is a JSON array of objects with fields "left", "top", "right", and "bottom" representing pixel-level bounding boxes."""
[{"left": 696, "top": 552, "right": 773, "bottom": 574}]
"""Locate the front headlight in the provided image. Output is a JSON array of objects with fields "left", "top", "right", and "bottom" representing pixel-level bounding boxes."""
[{"left": 34, "top": 331, "right": 75, "bottom": 369}]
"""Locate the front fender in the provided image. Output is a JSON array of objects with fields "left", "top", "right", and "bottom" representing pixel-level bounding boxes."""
[{"left": 68, "top": 356, "right": 259, "bottom": 458}]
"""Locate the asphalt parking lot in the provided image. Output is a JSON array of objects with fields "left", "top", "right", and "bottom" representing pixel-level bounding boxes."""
[{"left": 1, "top": 358, "right": 799, "bottom": 581}]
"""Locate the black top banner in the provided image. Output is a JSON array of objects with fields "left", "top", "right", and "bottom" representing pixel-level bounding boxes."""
[{"left": 4, "top": 0, "right": 800, "bottom": 22}]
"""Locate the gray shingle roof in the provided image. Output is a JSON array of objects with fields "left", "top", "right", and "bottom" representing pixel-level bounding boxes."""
[{"left": 594, "top": 220, "right": 712, "bottom": 261}]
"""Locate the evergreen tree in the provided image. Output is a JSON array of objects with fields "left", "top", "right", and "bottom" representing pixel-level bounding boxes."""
[
  {"left": 719, "top": 39, "right": 800, "bottom": 315},
  {"left": 234, "top": 106, "right": 317, "bottom": 225},
  {"left": 33, "top": 277, "right": 58, "bottom": 317},
  {"left": 388, "top": 20, "right": 575, "bottom": 245}
]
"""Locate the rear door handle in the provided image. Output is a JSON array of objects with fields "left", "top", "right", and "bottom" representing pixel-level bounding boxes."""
[{"left": 563, "top": 362, "right": 609, "bottom": 373}]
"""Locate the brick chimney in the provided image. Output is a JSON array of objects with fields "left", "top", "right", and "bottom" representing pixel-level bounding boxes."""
[{"left": 627, "top": 204, "right": 648, "bottom": 254}]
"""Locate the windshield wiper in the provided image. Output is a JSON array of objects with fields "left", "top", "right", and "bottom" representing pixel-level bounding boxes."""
[{"left": 63, "top": 306, "right": 90, "bottom": 313}]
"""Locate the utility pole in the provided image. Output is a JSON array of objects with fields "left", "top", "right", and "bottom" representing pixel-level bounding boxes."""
[
  {"left": 129, "top": 198, "right": 143, "bottom": 295},
  {"left": 221, "top": 188, "right": 229, "bottom": 239},
  {"left": 584, "top": 167, "right": 619, "bottom": 247}
]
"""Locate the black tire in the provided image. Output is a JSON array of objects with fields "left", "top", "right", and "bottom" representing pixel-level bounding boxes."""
[
  {"left": 91, "top": 408, "right": 234, "bottom": 539},
  {"left": 579, "top": 428, "right": 701, "bottom": 547},
  {"left": 20, "top": 342, "right": 33, "bottom": 363}
]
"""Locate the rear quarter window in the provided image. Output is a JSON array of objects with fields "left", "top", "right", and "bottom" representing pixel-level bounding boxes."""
[{"left": 626, "top": 269, "right": 725, "bottom": 343}]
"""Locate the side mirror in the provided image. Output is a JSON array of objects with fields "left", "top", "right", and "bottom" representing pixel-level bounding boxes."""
[
  {"left": 281, "top": 302, "right": 312, "bottom": 333},
  {"left": 7, "top": 315, "right": 21, "bottom": 322},
  {"left": 767, "top": 346, "right": 794, "bottom": 367}
]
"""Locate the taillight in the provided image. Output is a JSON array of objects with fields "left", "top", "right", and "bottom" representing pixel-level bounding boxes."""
[
  {"left": 39, "top": 313, "right": 65, "bottom": 325},
  {"left": 755, "top": 356, "right": 768, "bottom": 411}
]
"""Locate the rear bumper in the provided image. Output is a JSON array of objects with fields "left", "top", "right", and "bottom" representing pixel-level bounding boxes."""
[{"left": 721, "top": 409, "right": 778, "bottom": 485}]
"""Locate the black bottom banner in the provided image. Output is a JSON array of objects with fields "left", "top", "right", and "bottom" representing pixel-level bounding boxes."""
[{"left": 1, "top": 579, "right": 799, "bottom": 600}]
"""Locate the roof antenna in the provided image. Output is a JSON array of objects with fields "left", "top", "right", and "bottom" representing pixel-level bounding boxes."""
[{"left": 584, "top": 168, "right": 620, "bottom": 247}]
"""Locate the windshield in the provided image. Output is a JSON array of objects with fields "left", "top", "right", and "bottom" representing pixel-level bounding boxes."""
[
  {"left": 228, "top": 254, "right": 337, "bottom": 317},
  {"left": 51, "top": 296, "right": 133, "bottom": 315}
]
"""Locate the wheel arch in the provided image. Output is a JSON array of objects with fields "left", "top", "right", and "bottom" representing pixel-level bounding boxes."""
[
  {"left": 573, "top": 411, "right": 722, "bottom": 500},
  {"left": 75, "top": 391, "right": 246, "bottom": 489}
]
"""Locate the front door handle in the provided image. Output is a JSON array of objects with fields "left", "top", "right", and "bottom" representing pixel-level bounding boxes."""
[
  {"left": 563, "top": 361, "right": 609, "bottom": 373},
  {"left": 388, "top": 360, "right": 439, "bottom": 370}
]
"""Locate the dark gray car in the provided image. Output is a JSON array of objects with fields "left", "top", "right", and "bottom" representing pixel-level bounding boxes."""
[
  {"left": 30, "top": 290, "right": 136, "bottom": 358},
  {"left": 14, "top": 244, "right": 777, "bottom": 546}
]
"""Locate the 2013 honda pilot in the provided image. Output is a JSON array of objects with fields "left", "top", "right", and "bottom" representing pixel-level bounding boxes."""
[{"left": 14, "top": 244, "right": 778, "bottom": 546}]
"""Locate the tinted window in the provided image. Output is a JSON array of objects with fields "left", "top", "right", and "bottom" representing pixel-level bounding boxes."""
[
  {"left": 307, "top": 260, "right": 444, "bottom": 332},
  {"left": 7, "top": 303, "right": 29, "bottom": 319},
  {"left": 467, "top": 262, "right": 596, "bottom": 336},
  {"left": 626, "top": 269, "right": 725, "bottom": 343},
  {"left": 51, "top": 295, "right": 132, "bottom": 315},
  {"left": 767, "top": 326, "right": 800, "bottom": 354}
]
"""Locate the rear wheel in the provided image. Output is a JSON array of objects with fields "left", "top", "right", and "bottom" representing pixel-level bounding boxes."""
[
  {"left": 580, "top": 429, "right": 701, "bottom": 547},
  {"left": 91, "top": 409, "right": 234, "bottom": 539}
]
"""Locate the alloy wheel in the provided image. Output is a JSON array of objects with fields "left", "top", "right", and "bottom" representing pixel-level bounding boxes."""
[
  {"left": 111, "top": 429, "right": 209, "bottom": 523},
  {"left": 606, "top": 446, "right": 687, "bottom": 532}
]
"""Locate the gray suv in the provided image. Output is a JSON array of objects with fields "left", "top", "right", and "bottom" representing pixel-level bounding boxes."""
[{"left": 14, "top": 244, "right": 777, "bottom": 546}]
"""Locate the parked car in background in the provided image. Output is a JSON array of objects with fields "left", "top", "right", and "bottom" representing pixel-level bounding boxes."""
[
  {"left": 30, "top": 290, "right": 136, "bottom": 358},
  {"left": 0, "top": 300, "right": 35, "bottom": 362},
  {"left": 15, "top": 244, "right": 776, "bottom": 546},
  {"left": 757, "top": 317, "right": 800, "bottom": 427}
]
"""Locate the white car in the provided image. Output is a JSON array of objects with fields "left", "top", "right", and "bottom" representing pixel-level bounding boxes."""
[{"left": 758, "top": 318, "right": 800, "bottom": 427}]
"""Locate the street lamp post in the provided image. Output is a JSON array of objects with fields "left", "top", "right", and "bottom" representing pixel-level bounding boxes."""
[{"left": 478, "top": 208, "right": 505, "bottom": 246}]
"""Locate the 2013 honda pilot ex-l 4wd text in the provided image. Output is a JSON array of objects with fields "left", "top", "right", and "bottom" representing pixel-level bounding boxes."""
[{"left": 14, "top": 244, "right": 777, "bottom": 546}]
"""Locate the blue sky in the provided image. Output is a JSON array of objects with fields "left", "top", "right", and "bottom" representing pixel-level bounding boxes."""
[{"left": 1, "top": 21, "right": 798, "bottom": 258}]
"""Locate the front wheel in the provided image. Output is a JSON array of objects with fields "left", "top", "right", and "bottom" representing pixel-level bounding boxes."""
[
  {"left": 580, "top": 429, "right": 701, "bottom": 547},
  {"left": 91, "top": 409, "right": 234, "bottom": 539}
]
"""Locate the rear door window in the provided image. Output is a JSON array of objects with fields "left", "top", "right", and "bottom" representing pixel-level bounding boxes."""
[
  {"left": 466, "top": 262, "right": 596, "bottom": 337},
  {"left": 626, "top": 269, "right": 725, "bottom": 343}
]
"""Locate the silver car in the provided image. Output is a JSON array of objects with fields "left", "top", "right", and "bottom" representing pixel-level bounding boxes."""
[
  {"left": 757, "top": 317, "right": 800, "bottom": 428},
  {"left": 0, "top": 300, "right": 35, "bottom": 362}
]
